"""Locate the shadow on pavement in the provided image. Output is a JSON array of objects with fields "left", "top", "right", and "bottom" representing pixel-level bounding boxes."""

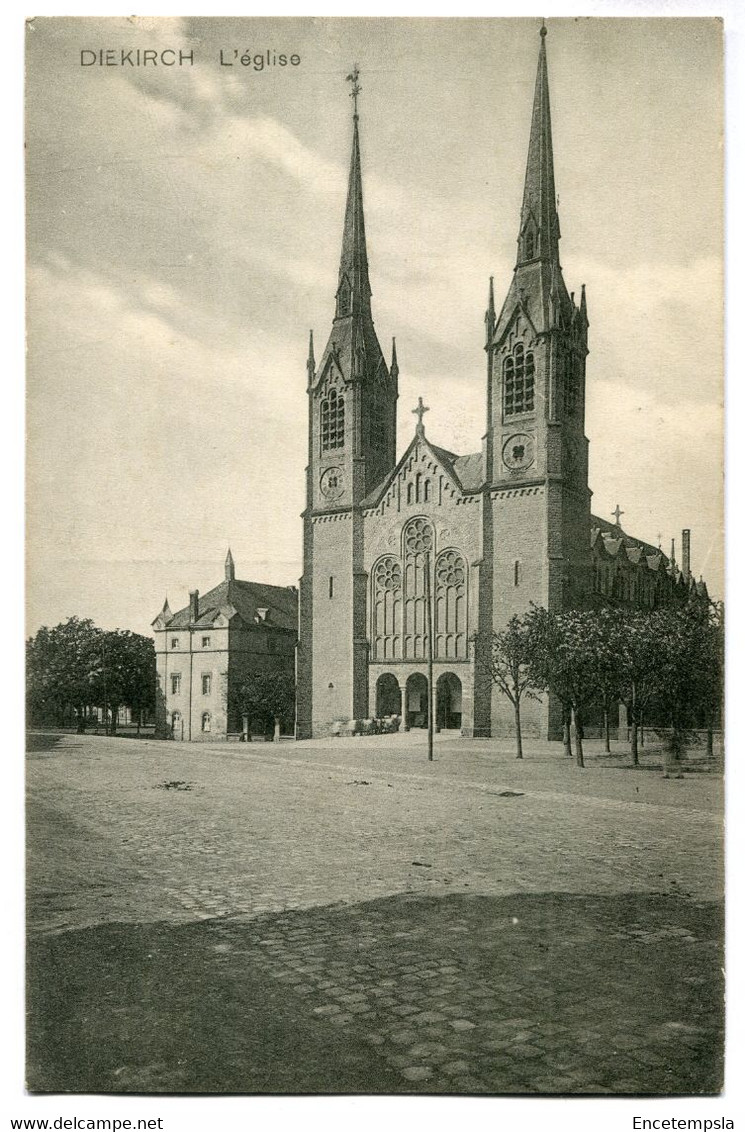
[
  {"left": 26, "top": 732, "right": 79, "bottom": 755},
  {"left": 26, "top": 890, "right": 724, "bottom": 1096}
]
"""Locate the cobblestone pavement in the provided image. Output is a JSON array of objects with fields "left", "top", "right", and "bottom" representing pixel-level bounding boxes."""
[{"left": 26, "top": 731, "right": 724, "bottom": 1094}]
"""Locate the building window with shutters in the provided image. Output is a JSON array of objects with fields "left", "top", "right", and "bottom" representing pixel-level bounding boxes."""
[
  {"left": 171, "top": 673, "right": 181, "bottom": 695},
  {"left": 202, "top": 673, "right": 211, "bottom": 696}
]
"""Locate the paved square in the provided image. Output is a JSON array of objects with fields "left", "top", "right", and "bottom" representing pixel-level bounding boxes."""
[{"left": 26, "top": 731, "right": 724, "bottom": 1094}]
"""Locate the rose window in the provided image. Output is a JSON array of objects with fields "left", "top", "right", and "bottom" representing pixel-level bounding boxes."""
[{"left": 404, "top": 517, "right": 433, "bottom": 556}]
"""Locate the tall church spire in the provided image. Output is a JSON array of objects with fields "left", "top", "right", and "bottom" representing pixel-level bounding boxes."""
[
  {"left": 518, "top": 23, "right": 560, "bottom": 267},
  {"left": 336, "top": 67, "right": 371, "bottom": 320}
]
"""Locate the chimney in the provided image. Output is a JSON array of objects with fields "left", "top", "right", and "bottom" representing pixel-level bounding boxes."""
[
  {"left": 682, "top": 529, "right": 691, "bottom": 579},
  {"left": 189, "top": 590, "right": 199, "bottom": 622}
]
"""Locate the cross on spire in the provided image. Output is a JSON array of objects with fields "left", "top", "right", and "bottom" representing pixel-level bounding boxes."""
[
  {"left": 612, "top": 504, "right": 624, "bottom": 527},
  {"left": 346, "top": 65, "right": 361, "bottom": 117},
  {"left": 412, "top": 396, "right": 429, "bottom": 434}
]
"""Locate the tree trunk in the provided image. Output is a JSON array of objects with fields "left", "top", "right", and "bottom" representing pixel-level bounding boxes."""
[
  {"left": 630, "top": 684, "right": 639, "bottom": 765},
  {"left": 572, "top": 704, "right": 584, "bottom": 768},
  {"left": 75, "top": 706, "right": 86, "bottom": 734},
  {"left": 562, "top": 708, "right": 573, "bottom": 759},
  {"left": 603, "top": 705, "right": 610, "bottom": 753},
  {"left": 640, "top": 709, "right": 645, "bottom": 748},
  {"left": 706, "top": 718, "right": 714, "bottom": 758},
  {"left": 630, "top": 718, "right": 639, "bottom": 765},
  {"left": 514, "top": 699, "right": 523, "bottom": 760}
]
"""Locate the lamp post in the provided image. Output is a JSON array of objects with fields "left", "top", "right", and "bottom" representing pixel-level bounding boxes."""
[{"left": 425, "top": 551, "right": 434, "bottom": 762}]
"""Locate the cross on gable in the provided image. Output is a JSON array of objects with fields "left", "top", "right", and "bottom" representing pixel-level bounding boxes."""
[
  {"left": 412, "top": 397, "right": 430, "bottom": 433},
  {"left": 612, "top": 504, "right": 624, "bottom": 527}
]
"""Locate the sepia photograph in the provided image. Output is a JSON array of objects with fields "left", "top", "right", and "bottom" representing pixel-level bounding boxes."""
[{"left": 24, "top": 15, "right": 725, "bottom": 1100}]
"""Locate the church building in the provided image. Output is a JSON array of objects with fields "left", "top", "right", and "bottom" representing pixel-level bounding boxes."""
[{"left": 296, "top": 26, "right": 707, "bottom": 740}]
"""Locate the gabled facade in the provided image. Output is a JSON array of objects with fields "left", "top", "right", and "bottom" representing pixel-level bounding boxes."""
[
  {"left": 152, "top": 550, "right": 298, "bottom": 741},
  {"left": 296, "top": 26, "right": 708, "bottom": 740}
]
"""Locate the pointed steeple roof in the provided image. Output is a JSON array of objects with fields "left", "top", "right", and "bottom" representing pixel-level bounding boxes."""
[
  {"left": 337, "top": 111, "right": 371, "bottom": 317},
  {"left": 313, "top": 69, "right": 387, "bottom": 390},
  {"left": 225, "top": 547, "right": 235, "bottom": 582},
  {"left": 492, "top": 23, "right": 579, "bottom": 343},
  {"left": 390, "top": 336, "right": 399, "bottom": 378},
  {"left": 519, "top": 23, "right": 560, "bottom": 266}
]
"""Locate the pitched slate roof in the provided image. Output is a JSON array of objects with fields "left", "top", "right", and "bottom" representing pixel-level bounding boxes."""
[
  {"left": 590, "top": 514, "right": 668, "bottom": 566},
  {"left": 452, "top": 451, "right": 484, "bottom": 491},
  {"left": 166, "top": 578, "right": 297, "bottom": 633}
]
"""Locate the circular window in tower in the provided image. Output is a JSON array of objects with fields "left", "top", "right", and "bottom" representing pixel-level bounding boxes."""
[{"left": 502, "top": 433, "right": 535, "bottom": 472}]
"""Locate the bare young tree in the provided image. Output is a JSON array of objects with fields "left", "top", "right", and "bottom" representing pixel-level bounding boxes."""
[{"left": 475, "top": 615, "right": 542, "bottom": 759}]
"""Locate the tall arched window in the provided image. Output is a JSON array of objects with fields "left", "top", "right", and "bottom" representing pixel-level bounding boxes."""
[
  {"left": 403, "top": 517, "right": 434, "bottom": 660},
  {"left": 320, "top": 387, "right": 345, "bottom": 452},
  {"left": 435, "top": 550, "right": 467, "bottom": 659},
  {"left": 372, "top": 557, "right": 402, "bottom": 660},
  {"left": 503, "top": 343, "right": 535, "bottom": 418},
  {"left": 201, "top": 711, "right": 211, "bottom": 733}
]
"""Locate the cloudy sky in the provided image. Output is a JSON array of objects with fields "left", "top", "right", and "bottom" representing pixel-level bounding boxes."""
[{"left": 25, "top": 16, "right": 723, "bottom": 637}]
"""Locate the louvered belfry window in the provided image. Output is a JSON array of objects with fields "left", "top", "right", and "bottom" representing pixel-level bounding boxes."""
[
  {"left": 503, "top": 343, "right": 535, "bottom": 418},
  {"left": 321, "top": 388, "right": 345, "bottom": 452}
]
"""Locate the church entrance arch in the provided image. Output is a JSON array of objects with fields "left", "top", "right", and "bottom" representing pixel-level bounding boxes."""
[
  {"left": 436, "top": 672, "right": 463, "bottom": 731},
  {"left": 171, "top": 711, "right": 183, "bottom": 741},
  {"left": 405, "top": 672, "right": 428, "bottom": 729},
  {"left": 376, "top": 673, "right": 402, "bottom": 718}
]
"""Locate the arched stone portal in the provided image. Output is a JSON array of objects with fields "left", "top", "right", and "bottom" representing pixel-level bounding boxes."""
[
  {"left": 376, "top": 673, "right": 402, "bottom": 718},
  {"left": 436, "top": 672, "right": 463, "bottom": 731},
  {"left": 405, "top": 672, "right": 428, "bottom": 729}
]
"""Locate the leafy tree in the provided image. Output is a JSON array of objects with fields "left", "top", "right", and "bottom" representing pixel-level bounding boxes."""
[
  {"left": 228, "top": 667, "right": 295, "bottom": 740},
  {"left": 589, "top": 608, "right": 626, "bottom": 753},
  {"left": 474, "top": 615, "right": 541, "bottom": 759},
  {"left": 651, "top": 601, "right": 723, "bottom": 768},
  {"left": 26, "top": 617, "right": 102, "bottom": 731},
  {"left": 614, "top": 611, "right": 662, "bottom": 766},
  {"left": 525, "top": 607, "right": 601, "bottom": 768},
  {"left": 99, "top": 630, "right": 156, "bottom": 734},
  {"left": 27, "top": 619, "right": 156, "bottom": 734}
]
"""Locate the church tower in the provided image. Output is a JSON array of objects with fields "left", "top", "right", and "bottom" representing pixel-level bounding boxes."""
[
  {"left": 296, "top": 70, "right": 398, "bottom": 738},
  {"left": 478, "top": 25, "right": 592, "bottom": 736}
]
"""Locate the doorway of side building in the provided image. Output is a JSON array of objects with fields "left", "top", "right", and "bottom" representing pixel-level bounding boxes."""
[
  {"left": 171, "top": 711, "right": 183, "bottom": 741},
  {"left": 436, "top": 672, "right": 463, "bottom": 731},
  {"left": 405, "top": 672, "right": 428, "bottom": 729},
  {"left": 376, "top": 673, "right": 402, "bottom": 718}
]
